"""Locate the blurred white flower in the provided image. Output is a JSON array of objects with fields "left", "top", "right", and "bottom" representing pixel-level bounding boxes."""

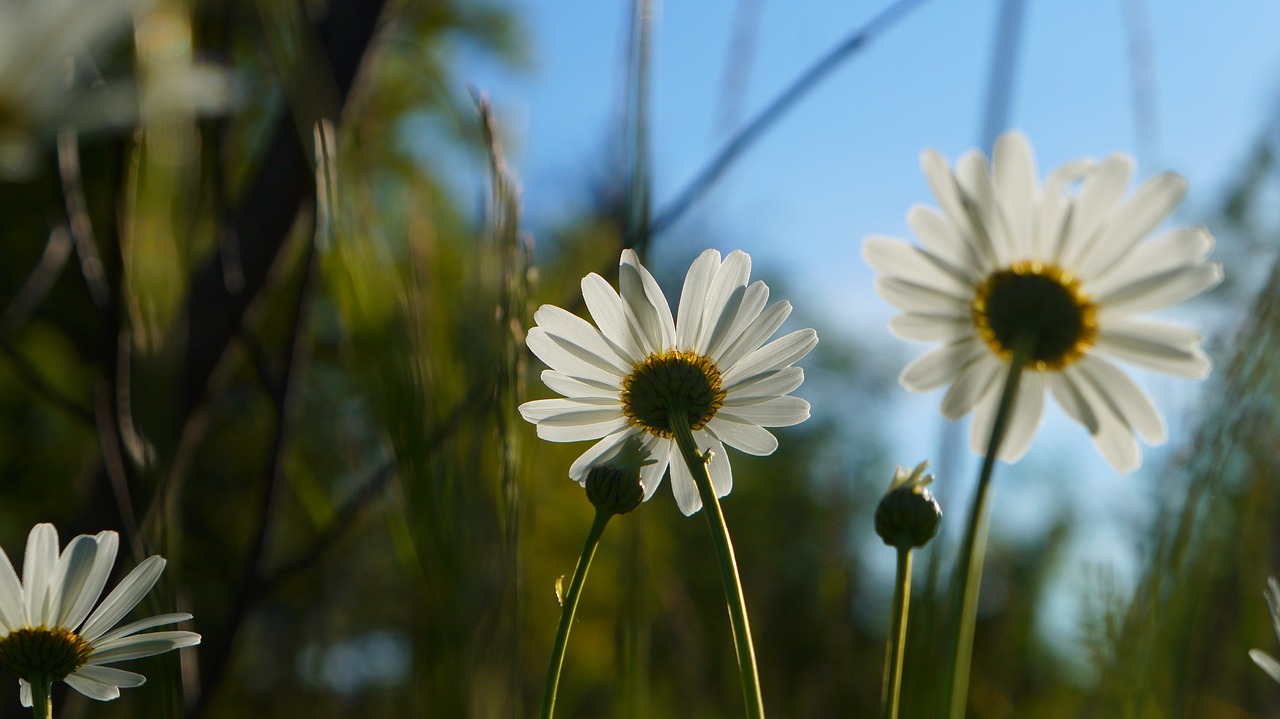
[
  {"left": 0, "top": 0, "right": 235, "bottom": 178},
  {"left": 1251, "top": 576, "right": 1280, "bottom": 685},
  {"left": 0, "top": 523, "right": 199, "bottom": 705},
  {"left": 520, "top": 249, "right": 817, "bottom": 515},
  {"left": 864, "top": 131, "right": 1221, "bottom": 471}
]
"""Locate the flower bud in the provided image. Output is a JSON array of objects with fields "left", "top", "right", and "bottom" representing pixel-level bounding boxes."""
[
  {"left": 875, "top": 461, "right": 941, "bottom": 550},
  {"left": 585, "top": 463, "right": 644, "bottom": 516},
  {"left": 582, "top": 437, "right": 652, "bottom": 516}
]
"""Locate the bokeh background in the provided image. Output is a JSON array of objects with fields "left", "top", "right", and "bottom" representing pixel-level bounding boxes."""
[{"left": 1, "top": 0, "right": 1279, "bottom": 716}]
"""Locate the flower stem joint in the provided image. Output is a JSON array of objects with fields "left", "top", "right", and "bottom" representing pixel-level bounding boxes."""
[{"left": 875, "top": 461, "right": 942, "bottom": 550}]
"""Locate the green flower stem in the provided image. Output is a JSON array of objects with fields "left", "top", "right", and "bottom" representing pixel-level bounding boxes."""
[
  {"left": 882, "top": 546, "right": 913, "bottom": 719},
  {"left": 29, "top": 676, "right": 51, "bottom": 719},
  {"left": 540, "top": 508, "right": 612, "bottom": 719},
  {"left": 945, "top": 337, "right": 1032, "bottom": 719},
  {"left": 667, "top": 407, "right": 765, "bottom": 719}
]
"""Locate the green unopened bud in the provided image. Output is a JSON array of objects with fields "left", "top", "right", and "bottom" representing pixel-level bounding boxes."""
[
  {"left": 585, "top": 463, "right": 645, "bottom": 516},
  {"left": 875, "top": 461, "right": 941, "bottom": 550}
]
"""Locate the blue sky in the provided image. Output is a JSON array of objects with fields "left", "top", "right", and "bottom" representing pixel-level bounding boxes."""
[{"left": 458, "top": 0, "right": 1280, "bottom": 668}]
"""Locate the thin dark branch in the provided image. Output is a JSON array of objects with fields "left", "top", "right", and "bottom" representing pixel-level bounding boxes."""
[
  {"left": 977, "top": 0, "right": 1027, "bottom": 152},
  {"left": 649, "top": 0, "right": 933, "bottom": 239},
  {"left": 714, "top": 0, "right": 764, "bottom": 135},
  {"left": 0, "top": 226, "right": 73, "bottom": 336},
  {"left": 1120, "top": 0, "right": 1161, "bottom": 165},
  {"left": 192, "top": 228, "right": 321, "bottom": 716},
  {"left": 56, "top": 128, "right": 111, "bottom": 308},
  {"left": 182, "top": 0, "right": 388, "bottom": 418},
  {"left": 265, "top": 375, "right": 491, "bottom": 588}
]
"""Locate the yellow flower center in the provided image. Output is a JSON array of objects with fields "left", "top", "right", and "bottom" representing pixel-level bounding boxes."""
[
  {"left": 621, "top": 350, "right": 726, "bottom": 438},
  {"left": 971, "top": 261, "right": 1097, "bottom": 371},
  {"left": 0, "top": 626, "right": 93, "bottom": 682}
]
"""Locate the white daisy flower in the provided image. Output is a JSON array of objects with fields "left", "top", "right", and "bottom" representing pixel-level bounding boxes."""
[
  {"left": 519, "top": 249, "right": 818, "bottom": 515},
  {"left": 864, "top": 131, "right": 1222, "bottom": 472},
  {"left": 0, "top": 523, "right": 200, "bottom": 705},
  {"left": 1251, "top": 576, "right": 1280, "bottom": 685},
  {"left": 0, "top": 0, "right": 236, "bottom": 178}
]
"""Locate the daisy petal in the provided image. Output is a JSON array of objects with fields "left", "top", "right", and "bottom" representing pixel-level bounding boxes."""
[
  {"left": 536, "top": 416, "right": 630, "bottom": 443},
  {"left": 94, "top": 613, "right": 193, "bottom": 646},
  {"left": 639, "top": 440, "right": 673, "bottom": 501},
  {"left": 1254, "top": 650, "right": 1280, "bottom": 685},
  {"left": 706, "top": 417, "right": 779, "bottom": 456},
  {"left": 88, "top": 631, "right": 201, "bottom": 664},
  {"left": 518, "top": 398, "right": 622, "bottom": 424},
  {"left": 0, "top": 543, "right": 23, "bottom": 633},
  {"left": 71, "top": 665, "right": 147, "bottom": 690},
  {"left": 64, "top": 670, "right": 125, "bottom": 701},
  {"left": 1078, "top": 379, "right": 1142, "bottom": 472},
  {"left": 993, "top": 131, "right": 1036, "bottom": 252},
  {"left": 704, "top": 435, "right": 734, "bottom": 498},
  {"left": 1081, "top": 172, "right": 1188, "bottom": 277},
  {"left": 907, "top": 204, "right": 983, "bottom": 279},
  {"left": 1095, "top": 322, "right": 1211, "bottom": 378},
  {"left": 721, "top": 329, "right": 818, "bottom": 386},
  {"left": 1076, "top": 356, "right": 1167, "bottom": 445},
  {"left": 582, "top": 273, "right": 644, "bottom": 359},
  {"left": 696, "top": 250, "right": 751, "bottom": 354},
  {"left": 998, "top": 371, "right": 1047, "bottom": 462},
  {"left": 668, "top": 448, "right": 703, "bottom": 516},
  {"left": 620, "top": 249, "right": 676, "bottom": 352},
  {"left": 1088, "top": 227, "right": 1213, "bottom": 295},
  {"left": 1061, "top": 153, "right": 1133, "bottom": 267},
  {"left": 675, "top": 249, "right": 720, "bottom": 346},
  {"left": 875, "top": 277, "right": 969, "bottom": 315},
  {"left": 707, "top": 281, "right": 770, "bottom": 362},
  {"left": 899, "top": 340, "right": 985, "bottom": 392},
  {"left": 54, "top": 531, "right": 118, "bottom": 631},
  {"left": 79, "top": 556, "right": 166, "bottom": 642},
  {"left": 23, "top": 523, "right": 59, "bottom": 627},
  {"left": 719, "top": 395, "right": 810, "bottom": 427},
  {"left": 534, "top": 305, "right": 632, "bottom": 373},
  {"left": 716, "top": 300, "right": 793, "bottom": 370},
  {"left": 723, "top": 367, "right": 804, "bottom": 401},
  {"left": 863, "top": 236, "right": 972, "bottom": 293},
  {"left": 567, "top": 428, "right": 638, "bottom": 483},
  {"left": 539, "top": 370, "right": 619, "bottom": 399},
  {"left": 889, "top": 313, "right": 974, "bottom": 344},
  {"left": 1094, "top": 262, "right": 1222, "bottom": 316},
  {"left": 1048, "top": 370, "right": 1100, "bottom": 435},
  {"left": 939, "top": 354, "right": 1001, "bottom": 420},
  {"left": 526, "top": 328, "right": 624, "bottom": 386},
  {"left": 968, "top": 370, "right": 1045, "bottom": 463}
]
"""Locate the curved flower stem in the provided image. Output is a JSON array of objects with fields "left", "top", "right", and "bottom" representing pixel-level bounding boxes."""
[
  {"left": 540, "top": 508, "right": 612, "bottom": 719},
  {"left": 667, "top": 407, "right": 766, "bottom": 719},
  {"left": 882, "top": 547, "right": 913, "bottom": 719},
  {"left": 29, "top": 677, "right": 51, "bottom": 719},
  {"left": 945, "top": 338, "right": 1032, "bottom": 719}
]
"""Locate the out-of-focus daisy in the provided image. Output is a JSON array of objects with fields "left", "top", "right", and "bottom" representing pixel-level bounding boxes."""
[
  {"left": 0, "top": 523, "right": 199, "bottom": 707},
  {"left": 864, "top": 131, "right": 1221, "bottom": 471},
  {"left": 1251, "top": 576, "right": 1280, "bottom": 684},
  {"left": 519, "top": 249, "right": 817, "bottom": 515},
  {"left": 0, "top": 0, "right": 235, "bottom": 178}
]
